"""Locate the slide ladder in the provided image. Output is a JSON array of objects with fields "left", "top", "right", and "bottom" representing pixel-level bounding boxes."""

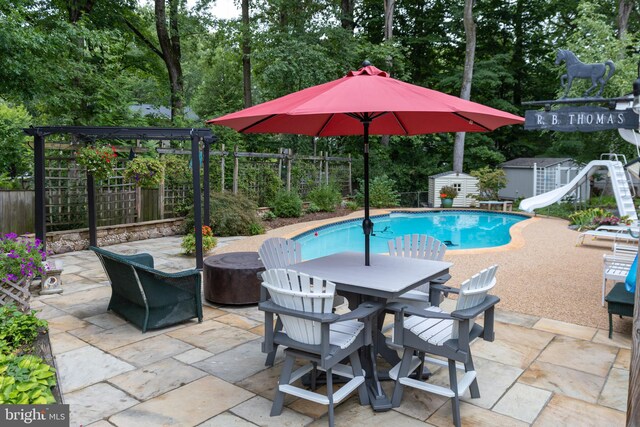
[{"left": 519, "top": 159, "right": 638, "bottom": 222}]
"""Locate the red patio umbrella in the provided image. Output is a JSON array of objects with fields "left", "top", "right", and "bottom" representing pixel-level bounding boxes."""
[{"left": 208, "top": 62, "right": 524, "bottom": 265}]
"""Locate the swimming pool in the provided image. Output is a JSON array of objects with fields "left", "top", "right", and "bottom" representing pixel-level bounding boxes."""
[{"left": 294, "top": 211, "right": 527, "bottom": 260}]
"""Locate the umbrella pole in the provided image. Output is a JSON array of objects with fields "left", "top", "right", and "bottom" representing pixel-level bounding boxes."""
[{"left": 362, "top": 119, "right": 373, "bottom": 266}]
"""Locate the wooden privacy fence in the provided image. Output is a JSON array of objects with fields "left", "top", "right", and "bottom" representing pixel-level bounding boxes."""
[{"left": 1, "top": 145, "right": 352, "bottom": 234}]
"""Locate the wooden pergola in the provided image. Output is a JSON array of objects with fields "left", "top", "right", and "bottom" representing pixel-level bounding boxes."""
[{"left": 23, "top": 126, "right": 217, "bottom": 269}]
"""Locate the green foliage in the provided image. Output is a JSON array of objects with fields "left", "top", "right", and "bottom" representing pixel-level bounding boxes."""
[
  {"left": 532, "top": 202, "right": 577, "bottom": 220},
  {"left": 471, "top": 167, "right": 507, "bottom": 200},
  {"left": 180, "top": 225, "right": 217, "bottom": 256},
  {"left": 345, "top": 201, "right": 359, "bottom": 211},
  {"left": 0, "top": 234, "right": 46, "bottom": 283},
  {"left": 273, "top": 191, "right": 303, "bottom": 218},
  {"left": 0, "top": 354, "right": 56, "bottom": 404},
  {"left": 0, "top": 101, "right": 32, "bottom": 179},
  {"left": 260, "top": 210, "right": 277, "bottom": 221},
  {"left": 304, "top": 202, "right": 322, "bottom": 214},
  {"left": 249, "top": 222, "right": 265, "bottom": 236},
  {"left": 439, "top": 186, "right": 458, "bottom": 199},
  {"left": 307, "top": 185, "right": 341, "bottom": 212},
  {"left": 185, "top": 192, "right": 262, "bottom": 236},
  {"left": 162, "top": 155, "right": 191, "bottom": 187},
  {"left": 0, "top": 305, "right": 47, "bottom": 356},
  {"left": 124, "top": 157, "right": 165, "bottom": 188},
  {"left": 239, "top": 166, "right": 282, "bottom": 207},
  {"left": 354, "top": 176, "right": 400, "bottom": 209},
  {"left": 75, "top": 146, "right": 117, "bottom": 181},
  {"left": 567, "top": 207, "right": 618, "bottom": 230},
  {"left": 588, "top": 195, "right": 618, "bottom": 209}
]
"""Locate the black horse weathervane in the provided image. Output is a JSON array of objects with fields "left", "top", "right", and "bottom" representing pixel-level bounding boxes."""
[{"left": 555, "top": 49, "right": 615, "bottom": 98}]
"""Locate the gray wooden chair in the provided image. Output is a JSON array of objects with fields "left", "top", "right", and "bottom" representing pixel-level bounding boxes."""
[
  {"left": 259, "top": 269, "right": 381, "bottom": 427},
  {"left": 387, "top": 265, "right": 500, "bottom": 427},
  {"left": 258, "top": 237, "right": 302, "bottom": 366}
]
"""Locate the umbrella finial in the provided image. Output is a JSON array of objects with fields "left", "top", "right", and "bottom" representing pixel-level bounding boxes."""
[{"left": 361, "top": 60, "right": 372, "bottom": 67}]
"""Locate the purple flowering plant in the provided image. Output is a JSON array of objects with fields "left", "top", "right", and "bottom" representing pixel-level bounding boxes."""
[
  {"left": 123, "top": 157, "right": 164, "bottom": 189},
  {"left": 0, "top": 233, "right": 46, "bottom": 283}
]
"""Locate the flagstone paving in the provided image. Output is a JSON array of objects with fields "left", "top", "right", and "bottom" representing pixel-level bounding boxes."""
[{"left": 35, "top": 236, "right": 631, "bottom": 426}]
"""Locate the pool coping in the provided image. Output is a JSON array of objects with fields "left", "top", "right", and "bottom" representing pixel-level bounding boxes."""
[{"left": 282, "top": 208, "right": 539, "bottom": 255}]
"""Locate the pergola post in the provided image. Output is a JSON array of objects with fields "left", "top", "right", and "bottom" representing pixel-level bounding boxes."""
[
  {"left": 87, "top": 173, "right": 97, "bottom": 247},
  {"left": 203, "top": 138, "right": 210, "bottom": 227},
  {"left": 34, "top": 133, "right": 46, "bottom": 252},
  {"left": 191, "top": 132, "right": 203, "bottom": 269}
]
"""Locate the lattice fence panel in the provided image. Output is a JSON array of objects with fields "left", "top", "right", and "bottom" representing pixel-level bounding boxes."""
[
  {"left": 165, "top": 185, "right": 190, "bottom": 218},
  {"left": 45, "top": 156, "right": 87, "bottom": 231},
  {"left": 237, "top": 158, "right": 282, "bottom": 207},
  {"left": 97, "top": 158, "right": 137, "bottom": 226}
]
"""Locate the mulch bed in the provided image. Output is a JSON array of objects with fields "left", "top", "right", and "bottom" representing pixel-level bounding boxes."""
[{"left": 262, "top": 207, "right": 353, "bottom": 231}]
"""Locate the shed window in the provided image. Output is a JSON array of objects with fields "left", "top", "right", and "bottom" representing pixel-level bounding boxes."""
[{"left": 453, "top": 183, "right": 462, "bottom": 193}]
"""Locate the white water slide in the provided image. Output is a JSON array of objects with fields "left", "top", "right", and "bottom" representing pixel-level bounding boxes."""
[{"left": 518, "top": 160, "right": 638, "bottom": 221}]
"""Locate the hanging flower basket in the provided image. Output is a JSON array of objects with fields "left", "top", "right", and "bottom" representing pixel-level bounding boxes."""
[
  {"left": 124, "top": 157, "right": 165, "bottom": 188},
  {"left": 75, "top": 146, "right": 117, "bottom": 181}
]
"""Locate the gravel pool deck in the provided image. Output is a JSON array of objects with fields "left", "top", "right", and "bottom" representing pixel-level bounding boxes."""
[{"left": 210, "top": 209, "right": 632, "bottom": 333}]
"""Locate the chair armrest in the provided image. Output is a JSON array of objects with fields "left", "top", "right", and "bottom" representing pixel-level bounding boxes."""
[
  {"left": 259, "top": 300, "right": 340, "bottom": 323},
  {"left": 450, "top": 295, "right": 500, "bottom": 320},
  {"left": 386, "top": 302, "right": 453, "bottom": 319},
  {"left": 430, "top": 283, "right": 460, "bottom": 295},
  {"left": 336, "top": 301, "right": 384, "bottom": 321},
  {"left": 120, "top": 253, "right": 154, "bottom": 268}
]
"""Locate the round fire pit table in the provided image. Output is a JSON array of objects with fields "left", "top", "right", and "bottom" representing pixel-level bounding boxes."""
[{"left": 203, "top": 252, "right": 265, "bottom": 305}]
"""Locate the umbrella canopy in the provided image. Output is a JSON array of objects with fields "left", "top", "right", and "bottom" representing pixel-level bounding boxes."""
[{"left": 208, "top": 63, "right": 524, "bottom": 265}]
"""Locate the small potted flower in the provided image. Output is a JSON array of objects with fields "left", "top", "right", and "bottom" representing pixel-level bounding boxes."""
[
  {"left": 181, "top": 225, "right": 218, "bottom": 255},
  {"left": 124, "top": 157, "right": 165, "bottom": 188},
  {"left": 75, "top": 146, "right": 117, "bottom": 181},
  {"left": 0, "top": 233, "right": 47, "bottom": 311},
  {"left": 439, "top": 185, "right": 458, "bottom": 208}
]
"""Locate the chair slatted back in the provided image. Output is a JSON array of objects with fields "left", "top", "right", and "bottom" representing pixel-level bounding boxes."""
[
  {"left": 388, "top": 234, "right": 447, "bottom": 260},
  {"left": 452, "top": 265, "right": 498, "bottom": 339},
  {"left": 259, "top": 238, "right": 302, "bottom": 269},
  {"left": 388, "top": 234, "right": 447, "bottom": 293},
  {"left": 262, "top": 269, "right": 335, "bottom": 345}
]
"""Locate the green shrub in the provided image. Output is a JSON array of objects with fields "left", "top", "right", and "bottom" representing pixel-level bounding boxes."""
[
  {"left": 185, "top": 192, "right": 262, "bottom": 236},
  {"left": 0, "top": 354, "right": 57, "bottom": 404},
  {"left": 273, "top": 191, "right": 303, "bottom": 218},
  {"left": 345, "top": 201, "right": 359, "bottom": 211},
  {"left": 305, "top": 202, "right": 322, "bottom": 214},
  {"left": 124, "top": 157, "right": 165, "bottom": 188},
  {"left": 162, "top": 155, "right": 191, "bottom": 187},
  {"left": 471, "top": 167, "right": 507, "bottom": 200},
  {"left": 354, "top": 175, "right": 400, "bottom": 208},
  {"left": 588, "top": 195, "right": 617, "bottom": 209},
  {"left": 0, "top": 305, "right": 47, "bottom": 356},
  {"left": 308, "top": 185, "right": 341, "bottom": 212},
  {"left": 249, "top": 222, "right": 265, "bottom": 235},
  {"left": 261, "top": 210, "right": 277, "bottom": 221}
]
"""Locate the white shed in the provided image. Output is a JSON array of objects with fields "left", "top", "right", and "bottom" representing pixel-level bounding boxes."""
[{"left": 428, "top": 171, "right": 479, "bottom": 207}]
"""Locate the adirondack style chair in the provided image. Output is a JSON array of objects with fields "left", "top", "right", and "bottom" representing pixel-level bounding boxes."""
[
  {"left": 387, "top": 265, "right": 500, "bottom": 427},
  {"left": 258, "top": 237, "right": 302, "bottom": 366},
  {"left": 259, "top": 269, "right": 381, "bottom": 427},
  {"left": 387, "top": 234, "right": 449, "bottom": 308}
]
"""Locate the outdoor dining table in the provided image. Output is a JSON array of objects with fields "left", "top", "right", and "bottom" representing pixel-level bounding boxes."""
[{"left": 288, "top": 251, "right": 452, "bottom": 411}]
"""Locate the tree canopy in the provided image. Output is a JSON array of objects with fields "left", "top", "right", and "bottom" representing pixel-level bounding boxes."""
[{"left": 1, "top": 0, "right": 638, "bottom": 191}]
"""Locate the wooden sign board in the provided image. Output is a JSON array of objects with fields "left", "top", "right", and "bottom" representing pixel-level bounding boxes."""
[{"left": 525, "top": 106, "right": 639, "bottom": 132}]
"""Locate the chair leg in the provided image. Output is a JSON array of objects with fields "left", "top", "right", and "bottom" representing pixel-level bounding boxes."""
[
  {"left": 465, "top": 353, "right": 480, "bottom": 399},
  {"left": 609, "top": 312, "right": 613, "bottom": 339},
  {"left": 271, "top": 352, "right": 295, "bottom": 417},
  {"left": 311, "top": 362, "right": 318, "bottom": 391},
  {"left": 448, "top": 359, "right": 461, "bottom": 427},
  {"left": 391, "top": 349, "right": 415, "bottom": 407},
  {"left": 349, "top": 352, "right": 369, "bottom": 405},
  {"left": 265, "top": 317, "right": 283, "bottom": 366},
  {"left": 602, "top": 277, "right": 606, "bottom": 306},
  {"left": 326, "top": 367, "right": 335, "bottom": 427}
]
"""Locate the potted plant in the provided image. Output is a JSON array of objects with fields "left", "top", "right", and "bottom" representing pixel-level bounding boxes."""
[
  {"left": 0, "top": 233, "right": 47, "bottom": 312},
  {"left": 75, "top": 146, "right": 117, "bottom": 180},
  {"left": 181, "top": 225, "right": 217, "bottom": 255},
  {"left": 123, "top": 157, "right": 165, "bottom": 188},
  {"left": 439, "top": 185, "right": 458, "bottom": 208}
]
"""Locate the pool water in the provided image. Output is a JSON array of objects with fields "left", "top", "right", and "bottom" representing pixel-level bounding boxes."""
[{"left": 294, "top": 211, "right": 527, "bottom": 260}]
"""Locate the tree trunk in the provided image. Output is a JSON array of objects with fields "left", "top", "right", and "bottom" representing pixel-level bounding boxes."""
[
  {"left": 617, "top": 0, "right": 634, "bottom": 39},
  {"left": 242, "top": 0, "right": 252, "bottom": 108},
  {"left": 155, "top": 0, "right": 184, "bottom": 121},
  {"left": 380, "top": 0, "right": 395, "bottom": 147},
  {"left": 340, "top": 0, "right": 355, "bottom": 32},
  {"left": 453, "top": 0, "right": 476, "bottom": 174},
  {"left": 66, "top": 0, "right": 96, "bottom": 23}
]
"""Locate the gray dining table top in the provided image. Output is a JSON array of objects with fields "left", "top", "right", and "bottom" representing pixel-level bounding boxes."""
[{"left": 288, "top": 251, "right": 452, "bottom": 299}]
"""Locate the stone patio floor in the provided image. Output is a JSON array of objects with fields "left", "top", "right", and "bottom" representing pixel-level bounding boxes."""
[{"left": 36, "top": 236, "right": 631, "bottom": 426}]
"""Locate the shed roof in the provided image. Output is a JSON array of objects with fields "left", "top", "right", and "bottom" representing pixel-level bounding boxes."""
[
  {"left": 500, "top": 158, "right": 574, "bottom": 169},
  {"left": 428, "top": 171, "right": 475, "bottom": 179}
]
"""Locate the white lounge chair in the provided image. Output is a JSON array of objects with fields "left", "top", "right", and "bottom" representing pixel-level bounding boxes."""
[
  {"left": 602, "top": 243, "right": 638, "bottom": 306},
  {"left": 577, "top": 228, "right": 639, "bottom": 246}
]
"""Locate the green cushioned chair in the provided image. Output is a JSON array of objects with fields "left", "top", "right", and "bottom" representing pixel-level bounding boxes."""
[{"left": 90, "top": 246, "right": 203, "bottom": 332}]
